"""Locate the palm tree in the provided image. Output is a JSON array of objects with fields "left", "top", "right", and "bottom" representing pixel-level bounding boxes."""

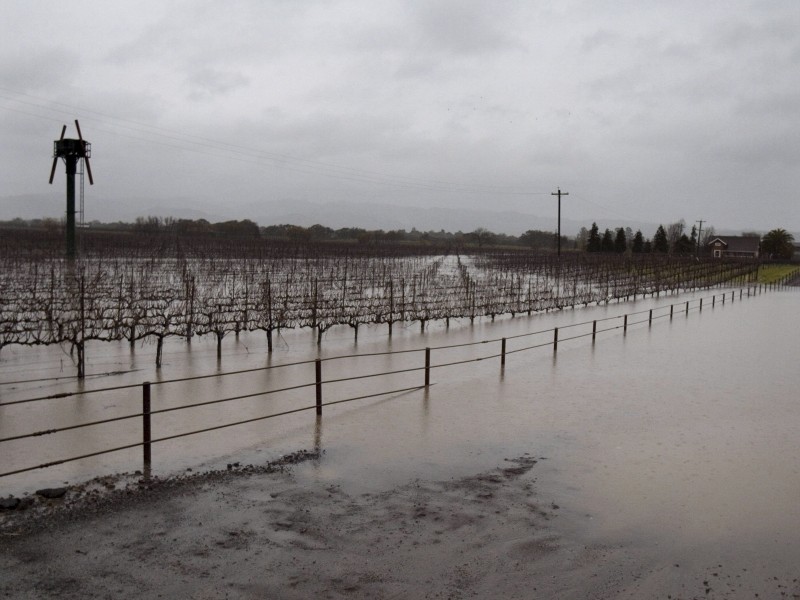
[{"left": 761, "top": 228, "right": 795, "bottom": 259}]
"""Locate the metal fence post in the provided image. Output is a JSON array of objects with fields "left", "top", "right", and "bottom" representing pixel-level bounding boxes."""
[
  {"left": 142, "top": 382, "right": 151, "bottom": 470},
  {"left": 315, "top": 359, "right": 322, "bottom": 415},
  {"left": 424, "top": 348, "right": 431, "bottom": 387}
]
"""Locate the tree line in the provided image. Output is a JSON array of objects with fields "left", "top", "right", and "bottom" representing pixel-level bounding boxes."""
[
  {"left": 577, "top": 220, "right": 795, "bottom": 259},
  {"left": 1, "top": 216, "right": 793, "bottom": 258},
  {"left": 1, "top": 217, "right": 564, "bottom": 250},
  {"left": 576, "top": 219, "right": 716, "bottom": 255}
]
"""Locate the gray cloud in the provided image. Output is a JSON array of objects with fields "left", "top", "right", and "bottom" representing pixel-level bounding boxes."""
[
  {"left": 186, "top": 67, "right": 250, "bottom": 99},
  {"left": 0, "top": 0, "right": 798, "bottom": 233},
  {"left": 0, "top": 48, "right": 80, "bottom": 93},
  {"left": 407, "top": 2, "right": 525, "bottom": 55}
]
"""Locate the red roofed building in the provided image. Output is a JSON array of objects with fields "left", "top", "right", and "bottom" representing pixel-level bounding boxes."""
[{"left": 707, "top": 236, "right": 760, "bottom": 258}]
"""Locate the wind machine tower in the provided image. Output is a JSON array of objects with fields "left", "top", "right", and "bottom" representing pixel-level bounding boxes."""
[{"left": 48, "top": 120, "right": 94, "bottom": 259}]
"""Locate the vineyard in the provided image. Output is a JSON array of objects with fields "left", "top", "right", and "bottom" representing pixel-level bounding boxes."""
[{"left": 0, "top": 230, "right": 759, "bottom": 376}]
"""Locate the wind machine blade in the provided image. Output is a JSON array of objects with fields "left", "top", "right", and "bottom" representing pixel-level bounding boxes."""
[
  {"left": 48, "top": 157, "right": 59, "bottom": 184},
  {"left": 84, "top": 156, "right": 94, "bottom": 185},
  {"left": 48, "top": 124, "right": 67, "bottom": 183}
]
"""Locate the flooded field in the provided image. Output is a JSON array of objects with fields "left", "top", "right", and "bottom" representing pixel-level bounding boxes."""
[{"left": 2, "top": 285, "right": 799, "bottom": 591}]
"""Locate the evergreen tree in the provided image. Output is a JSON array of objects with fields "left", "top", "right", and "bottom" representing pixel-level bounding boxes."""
[
  {"left": 614, "top": 228, "right": 627, "bottom": 253},
  {"left": 674, "top": 233, "right": 694, "bottom": 254},
  {"left": 643, "top": 239, "right": 653, "bottom": 253},
  {"left": 632, "top": 230, "right": 644, "bottom": 253},
  {"left": 653, "top": 225, "right": 669, "bottom": 253},
  {"left": 587, "top": 222, "right": 602, "bottom": 252},
  {"left": 601, "top": 228, "right": 615, "bottom": 252}
]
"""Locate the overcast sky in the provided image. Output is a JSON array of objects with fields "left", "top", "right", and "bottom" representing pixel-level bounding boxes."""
[{"left": 1, "top": 1, "right": 798, "bottom": 234}]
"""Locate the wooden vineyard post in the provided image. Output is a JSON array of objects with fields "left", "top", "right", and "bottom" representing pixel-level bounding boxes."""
[
  {"left": 388, "top": 280, "right": 394, "bottom": 337},
  {"left": 79, "top": 276, "right": 86, "bottom": 379},
  {"left": 142, "top": 382, "right": 152, "bottom": 470},
  {"left": 424, "top": 348, "right": 431, "bottom": 387},
  {"left": 592, "top": 320, "right": 597, "bottom": 343},
  {"left": 623, "top": 314, "right": 628, "bottom": 333},
  {"left": 648, "top": 309, "right": 653, "bottom": 326},
  {"left": 553, "top": 327, "right": 558, "bottom": 353},
  {"left": 315, "top": 359, "right": 322, "bottom": 416},
  {"left": 501, "top": 338, "right": 506, "bottom": 367}
]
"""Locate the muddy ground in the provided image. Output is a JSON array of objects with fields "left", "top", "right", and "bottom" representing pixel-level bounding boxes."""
[{"left": 1, "top": 451, "right": 797, "bottom": 600}]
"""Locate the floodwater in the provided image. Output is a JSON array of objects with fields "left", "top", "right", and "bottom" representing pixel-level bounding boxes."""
[{"left": 2, "top": 286, "right": 799, "bottom": 585}]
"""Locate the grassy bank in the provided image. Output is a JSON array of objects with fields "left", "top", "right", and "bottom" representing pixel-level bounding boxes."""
[{"left": 757, "top": 264, "right": 800, "bottom": 283}]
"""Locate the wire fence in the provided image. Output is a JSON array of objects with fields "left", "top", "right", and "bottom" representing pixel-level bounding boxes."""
[{"left": 0, "top": 280, "right": 795, "bottom": 483}]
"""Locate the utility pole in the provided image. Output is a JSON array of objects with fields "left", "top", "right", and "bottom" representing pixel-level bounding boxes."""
[
  {"left": 551, "top": 187, "right": 569, "bottom": 257},
  {"left": 695, "top": 219, "right": 705, "bottom": 257}
]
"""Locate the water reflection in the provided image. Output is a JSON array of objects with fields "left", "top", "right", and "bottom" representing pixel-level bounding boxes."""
[{"left": 313, "top": 415, "right": 322, "bottom": 470}]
